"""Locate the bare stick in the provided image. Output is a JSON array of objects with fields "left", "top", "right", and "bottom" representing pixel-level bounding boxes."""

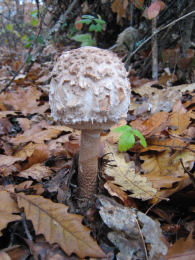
[
  {"left": 152, "top": 13, "right": 158, "bottom": 80},
  {"left": 21, "top": 212, "right": 33, "bottom": 241}
]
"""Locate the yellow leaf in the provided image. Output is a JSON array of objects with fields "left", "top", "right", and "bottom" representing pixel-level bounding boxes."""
[
  {"left": 104, "top": 143, "right": 156, "bottom": 200},
  {"left": 17, "top": 193, "right": 105, "bottom": 258},
  {"left": 141, "top": 150, "right": 194, "bottom": 178}
]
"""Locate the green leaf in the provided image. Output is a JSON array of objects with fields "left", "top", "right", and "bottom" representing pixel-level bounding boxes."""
[
  {"left": 30, "top": 10, "right": 38, "bottom": 18},
  {"left": 113, "top": 125, "right": 132, "bottom": 134},
  {"left": 26, "top": 54, "right": 32, "bottom": 64},
  {"left": 31, "top": 19, "right": 38, "bottom": 27},
  {"left": 132, "top": 129, "right": 147, "bottom": 148},
  {"left": 118, "top": 133, "right": 135, "bottom": 152},
  {"left": 38, "top": 35, "right": 44, "bottom": 44},
  {"left": 72, "top": 33, "right": 96, "bottom": 46},
  {"left": 89, "top": 24, "right": 96, "bottom": 32},
  {"left": 81, "top": 39, "right": 96, "bottom": 47},
  {"left": 72, "top": 33, "right": 91, "bottom": 42},
  {"left": 76, "top": 19, "right": 91, "bottom": 25},
  {"left": 94, "top": 23, "right": 102, "bottom": 32},
  {"left": 21, "top": 34, "right": 28, "bottom": 41},
  {"left": 5, "top": 24, "right": 13, "bottom": 32},
  {"left": 94, "top": 18, "right": 106, "bottom": 25},
  {"left": 14, "top": 30, "right": 20, "bottom": 37},
  {"left": 82, "top": 15, "right": 95, "bottom": 20},
  {"left": 60, "top": 22, "right": 67, "bottom": 30},
  {"left": 25, "top": 42, "right": 32, "bottom": 48}
]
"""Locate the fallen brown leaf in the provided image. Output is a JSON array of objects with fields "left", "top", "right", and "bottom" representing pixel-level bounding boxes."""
[
  {"left": 17, "top": 193, "right": 105, "bottom": 258},
  {"left": 18, "top": 164, "right": 53, "bottom": 181},
  {"left": 104, "top": 143, "right": 157, "bottom": 200},
  {"left": 166, "top": 232, "right": 195, "bottom": 259},
  {"left": 0, "top": 155, "right": 26, "bottom": 167},
  {"left": 0, "top": 191, "right": 21, "bottom": 236},
  {"left": 130, "top": 112, "right": 169, "bottom": 137}
]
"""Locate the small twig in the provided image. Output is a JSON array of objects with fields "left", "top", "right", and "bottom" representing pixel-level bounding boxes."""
[
  {"left": 21, "top": 212, "right": 33, "bottom": 241},
  {"left": 180, "top": 159, "right": 195, "bottom": 189},
  {"left": 124, "top": 10, "right": 195, "bottom": 67},
  {"left": 131, "top": 210, "right": 149, "bottom": 260},
  {"left": 0, "top": 8, "right": 47, "bottom": 94}
]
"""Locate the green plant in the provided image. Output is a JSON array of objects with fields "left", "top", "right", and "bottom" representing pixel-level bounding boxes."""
[
  {"left": 113, "top": 125, "right": 147, "bottom": 152},
  {"left": 72, "top": 33, "right": 96, "bottom": 46},
  {"left": 72, "top": 14, "right": 106, "bottom": 46}
]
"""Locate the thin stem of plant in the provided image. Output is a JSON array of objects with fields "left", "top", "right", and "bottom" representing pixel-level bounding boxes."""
[
  {"left": 151, "top": 0, "right": 158, "bottom": 80},
  {"left": 131, "top": 209, "right": 149, "bottom": 260}
]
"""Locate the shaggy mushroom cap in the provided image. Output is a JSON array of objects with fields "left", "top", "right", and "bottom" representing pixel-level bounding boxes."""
[{"left": 49, "top": 46, "right": 131, "bottom": 130}]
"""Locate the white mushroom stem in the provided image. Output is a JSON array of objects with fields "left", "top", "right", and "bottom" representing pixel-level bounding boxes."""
[{"left": 78, "top": 129, "right": 100, "bottom": 200}]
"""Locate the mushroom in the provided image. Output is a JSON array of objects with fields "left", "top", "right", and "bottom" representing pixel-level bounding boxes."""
[{"left": 49, "top": 46, "right": 130, "bottom": 203}]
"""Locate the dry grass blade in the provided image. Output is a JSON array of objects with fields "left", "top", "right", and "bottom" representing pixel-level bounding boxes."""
[{"left": 16, "top": 193, "right": 105, "bottom": 258}]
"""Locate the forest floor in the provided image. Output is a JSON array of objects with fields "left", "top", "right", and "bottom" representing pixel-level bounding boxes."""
[{"left": 0, "top": 37, "right": 194, "bottom": 260}]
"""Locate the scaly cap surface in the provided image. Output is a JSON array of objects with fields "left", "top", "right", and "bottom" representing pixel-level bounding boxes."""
[{"left": 49, "top": 46, "right": 131, "bottom": 129}]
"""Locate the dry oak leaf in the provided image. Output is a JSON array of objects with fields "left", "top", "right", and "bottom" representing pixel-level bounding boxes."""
[
  {"left": 18, "top": 143, "right": 50, "bottom": 169},
  {"left": 111, "top": 0, "right": 128, "bottom": 19},
  {"left": 104, "top": 181, "right": 136, "bottom": 207},
  {"left": 0, "top": 86, "right": 48, "bottom": 115},
  {"left": 141, "top": 150, "right": 194, "bottom": 178},
  {"left": 14, "top": 142, "right": 37, "bottom": 159},
  {"left": 132, "top": 83, "right": 195, "bottom": 114},
  {"left": 140, "top": 137, "right": 189, "bottom": 153},
  {"left": 0, "top": 111, "right": 16, "bottom": 119},
  {"left": 18, "top": 164, "right": 53, "bottom": 182},
  {"left": 11, "top": 128, "right": 61, "bottom": 145},
  {"left": 166, "top": 232, "right": 195, "bottom": 260},
  {"left": 104, "top": 143, "right": 156, "bottom": 200},
  {"left": 141, "top": 150, "right": 194, "bottom": 202},
  {"left": 17, "top": 118, "right": 30, "bottom": 131},
  {"left": 0, "top": 191, "right": 21, "bottom": 236},
  {"left": 104, "top": 181, "right": 129, "bottom": 203},
  {"left": 152, "top": 175, "right": 192, "bottom": 204},
  {"left": 0, "top": 155, "right": 26, "bottom": 167},
  {"left": 130, "top": 111, "right": 169, "bottom": 137},
  {"left": 17, "top": 193, "right": 105, "bottom": 258},
  {"left": 168, "top": 112, "right": 191, "bottom": 136}
]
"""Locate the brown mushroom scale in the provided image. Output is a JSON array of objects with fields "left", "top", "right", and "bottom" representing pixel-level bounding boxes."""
[{"left": 49, "top": 46, "right": 131, "bottom": 201}]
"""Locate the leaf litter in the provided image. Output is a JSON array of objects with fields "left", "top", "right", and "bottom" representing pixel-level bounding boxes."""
[{"left": 0, "top": 33, "right": 194, "bottom": 260}]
